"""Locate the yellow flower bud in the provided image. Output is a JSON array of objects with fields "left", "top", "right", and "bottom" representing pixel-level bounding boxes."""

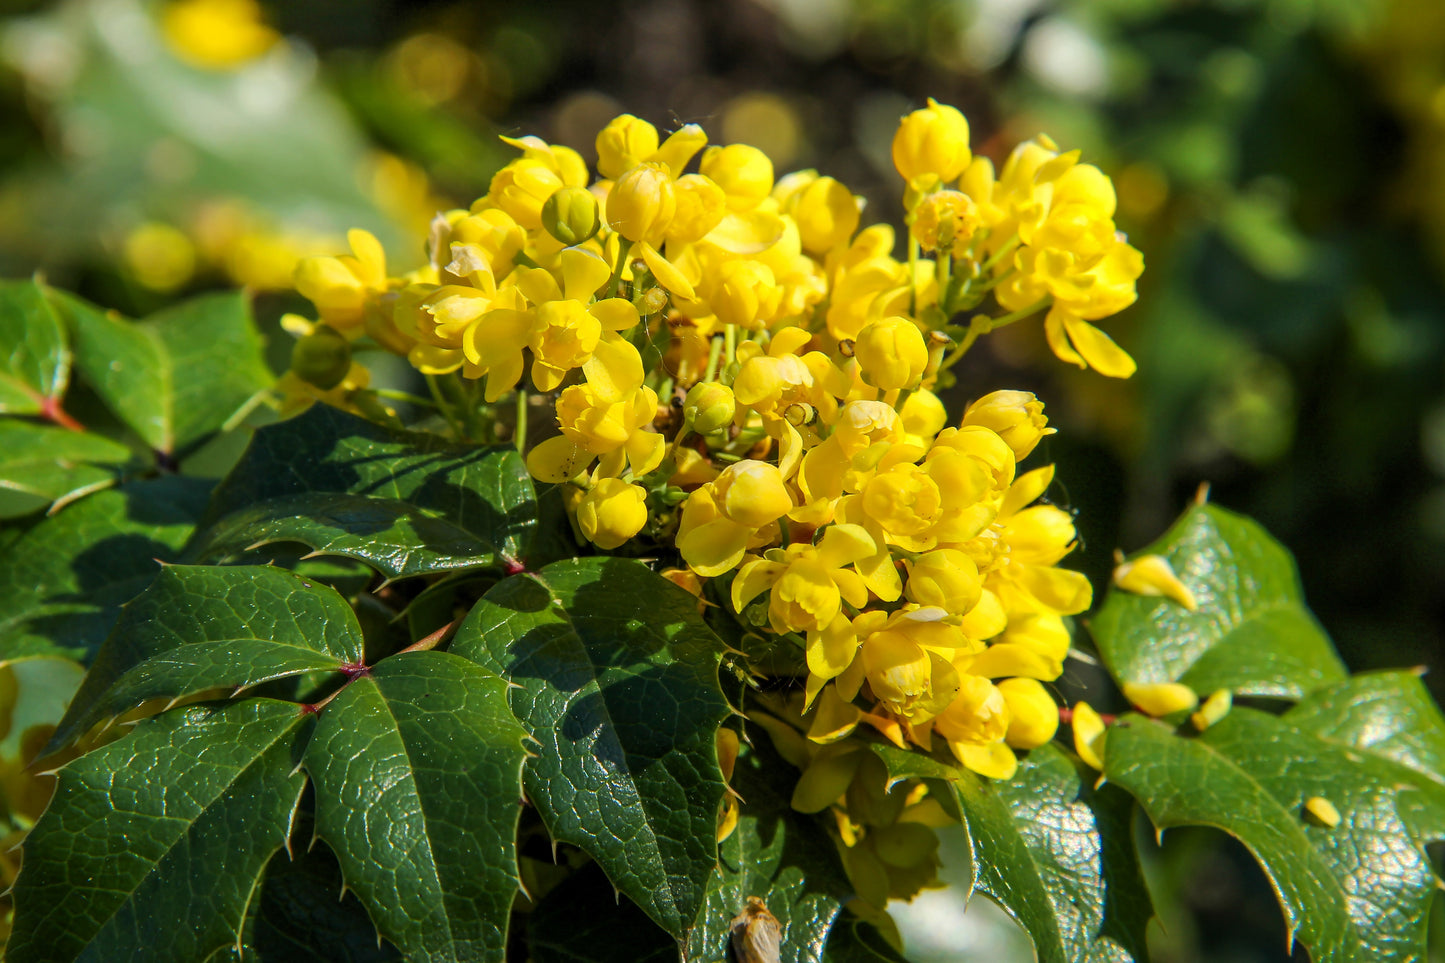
[
  {"left": 1190, "top": 688, "right": 1232, "bottom": 731},
  {"left": 289, "top": 324, "right": 352, "bottom": 390},
  {"left": 700, "top": 143, "right": 775, "bottom": 210},
  {"left": 606, "top": 163, "right": 676, "bottom": 245},
  {"left": 576, "top": 479, "right": 649, "bottom": 550},
  {"left": 903, "top": 550, "right": 981, "bottom": 615},
  {"left": 892, "top": 99, "right": 972, "bottom": 184},
  {"left": 1122, "top": 681, "right": 1199, "bottom": 717},
  {"left": 1303, "top": 796, "right": 1341, "bottom": 829},
  {"left": 488, "top": 158, "right": 563, "bottom": 231},
  {"left": 667, "top": 174, "right": 727, "bottom": 245},
  {"left": 962, "top": 390, "right": 1055, "bottom": 461},
  {"left": 1113, "top": 553, "right": 1198, "bottom": 610},
  {"left": 712, "top": 460, "right": 793, "bottom": 528},
  {"left": 596, "top": 114, "right": 659, "bottom": 180},
  {"left": 790, "top": 176, "right": 859, "bottom": 254},
  {"left": 997, "top": 678, "right": 1059, "bottom": 749},
  {"left": 909, "top": 190, "right": 979, "bottom": 252},
  {"left": 683, "top": 382, "right": 735, "bottom": 434},
  {"left": 854, "top": 316, "right": 928, "bottom": 390},
  {"left": 541, "top": 186, "right": 601, "bottom": 246}
]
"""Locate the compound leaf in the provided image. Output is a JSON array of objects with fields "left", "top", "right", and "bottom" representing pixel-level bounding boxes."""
[
  {"left": 1090, "top": 502, "right": 1345, "bottom": 698},
  {"left": 1103, "top": 680, "right": 1445, "bottom": 963},
  {"left": 869, "top": 743, "right": 1151, "bottom": 963},
  {"left": 50, "top": 564, "right": 363, "bottom": 750},
  {"left": 7, "top": 698, "right": 309, "bottom": 963},
  {"left": 452, "top": 557, "right": 731, "bottom": 940},
  {"left": 303, "top": 652, "right": 529, "bottom": 963},
  {"left": 60, "top": 290, "right": 271, "bottom": 455},
  {"left": 0, "top": 476, "right": 211, "bottom": 666},
  {"left": 204, "top": 405, "right": 535, "bottom": 574}
]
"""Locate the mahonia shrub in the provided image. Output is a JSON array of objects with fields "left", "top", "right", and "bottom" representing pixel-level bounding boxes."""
[{"left": 0, "top": 100, "right": 1440, "bottom": 963}]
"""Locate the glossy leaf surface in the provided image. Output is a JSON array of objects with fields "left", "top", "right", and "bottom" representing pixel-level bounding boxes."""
[
  {"left": 0, "top": 280, "right": 69, "bottom": 414},
  {"left": 0, "top": 419, "right": 131, "bottom": 505},
  {"left": 1091, "top": 502, "right": 1345, "bottom": 698},
  {"left": 453, "top": 557, "right": 731, "bottom": 939},
  {"left": 304, "top": 652, "right": 529, "bottom": 963}
]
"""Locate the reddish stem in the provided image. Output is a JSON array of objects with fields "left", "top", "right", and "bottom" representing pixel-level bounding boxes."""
[
  {"left": 1058, "top": 706, "right": 1117, "bottom": 725},
  {"left": 397, "top": 618, "right": 460, "bottom": 656},
  {"left": 39, "top": 395, "right": 85, "bottom": 432}
]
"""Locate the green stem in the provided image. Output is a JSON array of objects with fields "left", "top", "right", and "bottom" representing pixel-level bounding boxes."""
[
  {"left": 981, "top": 234, "right": 1020, "bottom": 274},
  {"left": 514, "top": 389, "right": 528, "bottom": 453},
  {"left": 724, "top": 324, "right": 737, "bottom": 375},
  {"left": 426, "top": 374, "right": 462, "bottom": 437},
  {"left": 702, "top": 334, "right": 725, "bottom": 384},
  {"left": 907, "top": 233, "right": 920, "bottom": 315},
  {"left": 372, "top": 388, "right": 439, "bottom": 409},
  {"left": 607, "top": 240, "right": 636, "bottom": 298}
]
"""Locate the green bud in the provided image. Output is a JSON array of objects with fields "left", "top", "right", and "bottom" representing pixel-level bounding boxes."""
[
  {"left": 683, "top": 381, "right": 735, "bottom": 434},
  {"left": 541, "top": 186, "right": 601, "bottom": 246},
  {"left": 290, "top": 324, "right": 351, "bottom": 390}
]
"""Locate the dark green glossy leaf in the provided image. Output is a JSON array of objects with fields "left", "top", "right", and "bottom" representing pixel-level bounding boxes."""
[
  {"left": 304, "top": 652, "right": 529, "bottom": 963},
  {"left": 197, "top": 491, "right": 508, "bottom": 579},
  {"left": 687, "top": 736, "right": 872, "bottom": 963},
  {"left": 233, "top": 844, "right": 402, "bottom": 962},
  {"left": 51, "top": 564, "right": 362, "bottom": 750},
  {"left": 0, "top": 476, "right": 211, "bottom": 666},
  {"left": 0, "top": 280, "right": 68, "bottom": 414},
  {"left": 0, "top": 418, "right": 131, "bottom": 505},
  {"left": 8, "top": 698, "right": 309, "bottom": 963},
  {"left": 1104, "top": 682, "right": 1445, "bottom": 963},
  {"left": 205, "top": 404, "right": 535, "bottom": 572},
  {"left": 59, "top": 289, "right": 271, "bottom": 455},
  {"left": 869, "top": 743, "right": 1151, "bottom": 963},
  {"left": 453, "top": 557, "right": 731, "bottom": 939},
  {"left": 1091, "top": 502, "right": 1345, "bottom": 698}
]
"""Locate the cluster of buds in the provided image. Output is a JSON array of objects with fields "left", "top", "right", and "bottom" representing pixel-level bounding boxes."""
[{"left": 286, "top": 99, "right": 1143, "bottom": 909}]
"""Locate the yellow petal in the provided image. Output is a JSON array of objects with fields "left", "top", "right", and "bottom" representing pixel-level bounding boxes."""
[
  {"left": 526, "top": 435, "right": 590, "bottom": 483},
  {"left": 808, "top": 613, "right": 859, "bottom": 681},
  {"left": 678, "top": 519, "right": 752, "bottom": 577},
  {"left": 815, "top": 523, "right": 876, "bottom": 569},
  {"left": 731, "top": 558, "right": 786, "bottom": 611},
  {"left": 951, "top": 741, "right": 1017, "bottom": 780},
  {"left": 1062, "top": 315, "right": 1137, "bottom": 378},
  {"left": 1122, "top": 681, "right": 1199, "bottom": 717},
  {"left": 589, "top": 297, "right": 641, "bottom": 332},
  {"left": 1303, "top": 796, "right": 1341, "bottom": 829},
  {"left": 966, "top": 643, "right": 1062, "bottom": 681},
  {"left": 559, "top": 246, "right": 611, "bottom": 301},
  {"left": 807, "top": 685, "right": 863, "bottom": 743},
  {"left": 791, "top": 747, "right": 862, "bottom": 813},
  {"left": 1190, "top": 688, "right": 1232, "bottom": 731},
  {"left": 1113, "top": 554, "right": 1198, "bottom": 610},
  {"left": 581, "top": 334, "right": 644, "bottom": 403},
  {"left": 638, "top": 242, "right": 696, "bottom": 301},
  {"left": 1044, "top": 308, "right": 1086, "bottom": 369},
  {"left": 1000, "top": 465, "right": 1055, "bottom": 518},
  {"left": 1072, "top": 702, "right": 1106, "bottom": 770}
]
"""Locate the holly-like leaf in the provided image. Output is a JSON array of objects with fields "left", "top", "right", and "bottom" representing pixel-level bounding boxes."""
[
  {"left": 869, "top": 743, "right": 1151, "bottom": 963},
  {"left": 1090, "top": 502, "right": 1346, "bottom": 698},
  {"left": 0, "top": 419, "right": 133, "bottom": 506},
  {"left": 0, "top": 280, "right": 69, "bottom": 415},
  {"left": 303, "top": 652, "right": 529, "bottom": 963},
  {"left": 686, "top": 736, "right": 881, "bottom": 963},
  {"left": 0, "top": 476, "right": 211, "bottom": 666},
  {"left": 452, "top": 557, "right": 731, "bottom": 940},
  {"left": 7, "top": 698, "right": 309, "bottom": 963},
  {"left": 1103, "top": 677, "right": 1445, "bottom": 963},
  {"left": 204, "top": 404, "right": 535, "bottom": 573},
  {"left": 50, "top": 564, "right": 363, "bottom": 750},
  {"left": 235, "top": 846, "right": 402, "bottom": 962},
  {"left": 59, "top": 289, "right": 272, "bottom": 455}
]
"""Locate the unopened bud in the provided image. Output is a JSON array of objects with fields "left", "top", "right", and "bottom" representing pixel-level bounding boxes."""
[
  {"left": 962, "top": 390, "right": 1054, "bottom": 460},
  {"left": 1122, "top": 681, "right": 1199, "bottom": 717},
  {"left": 684, "top": 382, "right": 735, "bottom": 434},
  {"left": 541, "top": 186, "right": 601, "bottom": 246},
  {"left": 854, "top": 316, "right": 928, "bottom": 390},
  {"left": 290, "top": 324, "right": 351, "bottom": 390}
]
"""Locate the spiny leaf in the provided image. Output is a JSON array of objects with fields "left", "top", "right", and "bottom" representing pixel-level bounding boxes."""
[
  {"left": 50, "top": 564, "right": 363, "bottom": 751},
  {"left": 58, "top": 289, "right": 272, "bottom": 455},
  {"left": 1103, "top": 679, "right": 1445, "bottom": 963},
  {"left": 452, "top": 557, "right": 731, "bottom": 940},
  {"left": 204, "top": 404, "right": 536, "bottom": 573},
  {"left": 7, "top": 698, "right": 309, "bottom": 963},
  {"left": 1091, "top": 502, "right": 1345, "bottom": 698},
  {"left": 0, "top": 279, "right": 69, "bottom": 414},
  {"left": 868, "top": 743, "right": 1151, "bottom": 963},
  {"left": 0, "top": 418, "right": 132, "bottom": 507},
  {"left": 303, "top": 652, "right": 529, "bottom": 963},
  {"left": 0, "top": 476, "right": 211, "bottom": 666},
  {"left": 686, "top": 735, "right": 903, "bottom": 963}
]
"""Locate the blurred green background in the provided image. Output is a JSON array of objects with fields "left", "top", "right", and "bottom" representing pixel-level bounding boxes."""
[{"left": 1, "top": 0, "right": 1442, "bottom": 959}]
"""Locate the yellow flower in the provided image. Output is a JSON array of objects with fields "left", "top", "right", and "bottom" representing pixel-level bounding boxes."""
[
  {"left": 933, "top": 675, "right": 1015, "bottom": 779},
  {"left": 996, "top": 678, "right": 1058, "bottom": 749},
  {"left": 162, "top": 0, "right": 278, "bottom": 70},
  {"left": 853, "top": 316, "right": 928, "bottom": 391},
  {"left": 732, "top": 524, "right": 876, "bottom": 634},
  {"left": 909, "top": 190, "right": 979, "bottom": 252},
  {"left": 293, "top": 229, "right": 388, "bottom": 333},
  {"left": 961, "top": 390, "right": 1054, "bottom": 461},
  {"left": 892, "top": 99, "right": 972, "bottom": 186},
  {"left": 1072, "top": 702, "right": 1106, "bottom": 770},
  {"left": 487, "top": 158, "right": 565, "bottom": 231},
  {"left": 1122, "top": 681, "right": 1199, "bottom": 717},
  {"left": 700, "top": 144, "right": 775, "bottom": 211},
  {"left": 787, "top": 175, "right": 860, "bottom": 255},
  {"left": 683, "top": 382, "right": 736, "bottom": 435},
  {"left": 576, "top": 479, "right": 649, "bottom": 549},
  {"left": 1190, "top": 688, "right": 1232, "bottom": 731},
  {"left": 676, "top": 461, "right": 794, "bottom": 577},
  {"left": 596, "top": 115, "right": 661, "bottom": 180},
  {"left": 606, "top": 163, "right": 676, "bottom": 245},
  {"left": 541, "top": 186, "right": 601, "bottom": 246},
  {"left": 903, "top": 550, "right": 982, "bottom": 615}
]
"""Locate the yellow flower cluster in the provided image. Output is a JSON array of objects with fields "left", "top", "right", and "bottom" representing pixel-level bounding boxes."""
[{"left": 287, "top": 99, "right": 1144, "bottom": 909}]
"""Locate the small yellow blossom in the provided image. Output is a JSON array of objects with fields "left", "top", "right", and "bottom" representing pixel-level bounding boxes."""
[
  {"left": 1071, "top": 702, "right": 1106, "bottom": 770},
  {"left": 854, "top": 317, "right": 928, "bottom": 391},
  {"left": 892, "top": 99, "right": 972, "bottom": 186},
  {"left": 1190, "top": 688, "right": 1233, "bottom": 731},
  {"left": 962, "top": 391, "right": 1054, "bottom": 461},
  {"left": 575, "top": 479, "right": 649, "bottom": 550},
  {"left": 1122, "top": 681, "right": 1199, "bottom": 717},
  {"left": 1303, "top": 796, "right": 1341, "bottom": 829}
]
